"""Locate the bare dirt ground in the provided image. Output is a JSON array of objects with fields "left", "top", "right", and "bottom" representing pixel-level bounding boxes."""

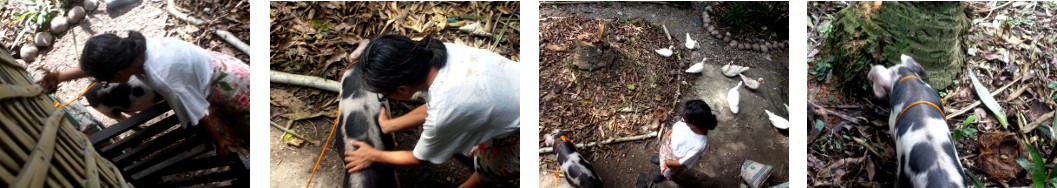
[{"left": 540, "top": 2, "right": 789, "bottom": 187}]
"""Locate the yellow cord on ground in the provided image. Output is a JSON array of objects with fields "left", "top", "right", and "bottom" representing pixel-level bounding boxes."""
[
  {"left": 53, "top": 82, "right": 97, "bottom": 108},
  {"left": 306, "top": 110, "right": 340, "bottom": 188}
]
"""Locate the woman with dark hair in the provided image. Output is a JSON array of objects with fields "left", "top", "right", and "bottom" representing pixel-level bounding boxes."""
[
  {"left": 342, "top": 34, "right": 520, "bottom": 187},
  {"left": 36, "top": 31, "right": 249, "bottom": 156}
]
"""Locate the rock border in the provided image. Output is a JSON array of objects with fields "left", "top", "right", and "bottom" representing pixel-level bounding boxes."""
[
  {"left": 16, "top": 0, "right": 100, "bottom": 63},
  {"left": 700, "top": 3, "right": 788, "bottom": 53}
]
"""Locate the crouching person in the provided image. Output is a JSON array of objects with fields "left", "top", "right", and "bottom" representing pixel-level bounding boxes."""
[
  {"left": 650, "top": 100, "right": 716, "bottom": 182},
  {"left": 341, "top": 34, "right": 521, "bottom": 188}
]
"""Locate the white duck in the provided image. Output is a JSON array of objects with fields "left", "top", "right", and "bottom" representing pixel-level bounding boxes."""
[
  {"left": 764, "top": 109, "right": 789, "bottom": 129},
  {"left": 728, "top": 81, "right": 742, "bottom": 114},
  {"left": 655, "top": 45, "right": 674, "bottom": 57},
  {"left": 739, "top": 74, "right": 764, "bottom": 90},
  {"left": 721, "top": 61, "right": 750, "bottom": 77},
  {"left": 685, "top": 57, "right": 706, "bottom": 73},
  {"left": 684, "top": 33, "right": 699, "bottom": 50}
]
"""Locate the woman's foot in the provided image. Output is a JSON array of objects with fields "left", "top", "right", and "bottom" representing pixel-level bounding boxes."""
[{"left": 649, "top": 155, "right": 659, "bottom": 164}]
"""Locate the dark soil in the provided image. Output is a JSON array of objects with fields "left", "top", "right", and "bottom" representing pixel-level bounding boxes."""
[{"left": 540, "top": 2, "right": 789, "bottom": 187}]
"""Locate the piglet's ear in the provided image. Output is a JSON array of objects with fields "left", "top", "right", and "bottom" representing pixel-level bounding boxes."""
[
  {"left": 901, "top": 54, "right": 929, "bottom": 79},
  {"left": 868, "top": 65, "right": 893, "bottom": 98}
]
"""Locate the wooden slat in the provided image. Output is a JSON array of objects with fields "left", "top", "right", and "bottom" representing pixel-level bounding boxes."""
[
  {"left": 46, "top": 165, "right": 74, "bottom": 188},
  {"left": 0, "top": 47, "right": 22, "bottom": 69},
  {"left": 84, "top": 140, "right": 100, "bottom": 188},
  {"left": 101, "top": 116, "right": 180, "bottom": 159},
  {"left": 162, "top": 167, "right": 241, "bottom": 187},
  {"left": 0, "top": 85, "right": 42, "bottom": 99},
  {"left": 89, "top": 102, "right": 171, "bottom": 145},
  {"left": 130, "top": 143, "right": 211, "bottom": 180},
  {"left": 112, "top": 125, "right": 197, "bottom": 165},
  {"left": 12, "top": 109, "right": 64, "bottom": 187},
  {"left": 148, "top": 153, "right": 242, "bottom": 179}
]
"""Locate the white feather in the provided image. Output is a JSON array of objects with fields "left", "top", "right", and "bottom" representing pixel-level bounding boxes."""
[
  {"left": 740, "top": 74, "right": 762, "bottom": 90},
  {"left": 685, "top": 63, "right": 704, "bottom": 73},
  {"left": 685, "top": 57, "right": 706, "bottom": 73},
  {"left": 684, "top": 33, "right": 698, "bottom": 50},
  {"left": 721, "top": 61, "right": 750, "bottom": 77},
  {"left": 765, "top": 110, "right": 789, "bottom": 129},
  {"left": 728, "top": 81, "right": 742, "bottom": 114},
  {"left": 655, "top": 45, "right": 673, "bottom": 57}
]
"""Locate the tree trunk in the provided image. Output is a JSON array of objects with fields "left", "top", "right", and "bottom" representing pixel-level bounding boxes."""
[{"left": 826, "top": 2, "right": 970, "bottom": 93}]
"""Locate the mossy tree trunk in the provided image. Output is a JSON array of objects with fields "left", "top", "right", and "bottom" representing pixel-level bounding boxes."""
[{"left": 826, "top": 2, "right": 970, "bottom": 94}]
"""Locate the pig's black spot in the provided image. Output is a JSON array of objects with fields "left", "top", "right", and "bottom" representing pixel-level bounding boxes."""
[
  {"left": 896, "top": 119, "right": 912, "bottom": 137},
  {"left": 87, "top": 83, "right": 133, "bottom": 109},
  {"left": 926, "top": 169, "right": 951, "bottom": 188},
  {"left": 85, "top": 83, "right": 104, "bottom": 107},
  {"left": 110, "top": 109, "right": 123, "bottom": 118},
  {"left": 909, "top": 143, "right": 936, "bottom": 174},
  {"left": 341, "top": 74, "right": 367, "bottom": 99},
  {"left": 342, "top": 111, "right": 372, "bottom": 146},
  {"left": 132, "top": 86, "right": 145, "bottom": 97}
]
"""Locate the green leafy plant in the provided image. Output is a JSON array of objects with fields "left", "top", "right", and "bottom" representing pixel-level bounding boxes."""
[
  {"left": 14, "top": 0, "right": 61, "bottom": 31},
  {"left": 1016, "top": 143, "right": 1045, "bottom": 188},
  {"left": 809, "top": 56, "right": 834, "bottom": 82},
  {"left": 814, "top": 119, "right": 825, "bottom": 131},
  {"left": 964, "top": 169, "right": 985, "bottom": 188},
  {"left": 952, "top": 115, "right": 979, "bottom": 141},
  {"left": 968, "top": 68, "right": 1009, "bottom": 128},
  {"left": 1048, "top": 81, "right": 1057, "bottom": 100}
]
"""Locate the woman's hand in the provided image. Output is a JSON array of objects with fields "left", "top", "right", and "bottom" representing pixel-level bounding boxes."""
[
  {"left": 36, "top": 71, "right": 61, "bottom": 94},
  {"left": 215, "top": 138, "right": 236, "bottom": 156},
  {"left": 343, "top": 141, "right": 377, "bottom": 173},
  {"left": 377, "top": 106, "right": 391, "bottom": 130}
]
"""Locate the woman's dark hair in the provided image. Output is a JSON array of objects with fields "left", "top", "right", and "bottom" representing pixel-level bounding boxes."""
[
  {"left": 80, "top": 31, "right": 146, "bottom": 82},
  {"left": 357, "top": 34, "right": 447, "bottom": 93},
  {"left": 683, "top": 100, "right": 718, "bottom": 130}
]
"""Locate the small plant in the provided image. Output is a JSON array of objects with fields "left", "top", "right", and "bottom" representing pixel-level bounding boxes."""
[
  {"left": 599, "top": 1, "right": 612, "bottom": 7},
  {"left": 952, "top": 115, "right": 978, "bottom": 141},
  {"left": 1016, "top": 143, "right": 1046, "bottom": 188},
  {"left": 809, "top": 56, "right": 834, "bottom": 82},
  {"left": 14, "top": 0, "right": 61, "bottom": 31}
]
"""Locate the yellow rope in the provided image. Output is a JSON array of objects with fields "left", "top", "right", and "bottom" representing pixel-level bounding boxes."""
[
  {"left": 53, "top": 82, "right": 97, "bottom": 108},
  {"left": 306, "top": 110, "right": 340, "bottom": 188}
]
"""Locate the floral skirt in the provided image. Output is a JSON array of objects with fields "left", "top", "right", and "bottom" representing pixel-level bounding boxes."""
[
  {"left": 206, "top": 51, "right": 250, "bottom": 115},
  {"left": 469, "top": 130, "right": 520, "bottom": 182},
  {"left": 658, "top": 135, "right": 681, "bottom": 180}
]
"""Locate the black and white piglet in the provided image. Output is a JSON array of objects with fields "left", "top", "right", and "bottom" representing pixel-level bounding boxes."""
[
  {"left": 335, "top": 65, "right": 397, "bottom": 188},
  {"left": 545, "top": 129, "right": 602, "bottom": 188},
  {"left": 84, "top": 77, "right": 162, "bottom": 121},
  {"left": 868, "top": 54, "right": 965, "bottom": 188}
]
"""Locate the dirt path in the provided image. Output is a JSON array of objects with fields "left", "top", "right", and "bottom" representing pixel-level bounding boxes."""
[{"left": 540, "top": 2, "right": 789, "bottom": 187}]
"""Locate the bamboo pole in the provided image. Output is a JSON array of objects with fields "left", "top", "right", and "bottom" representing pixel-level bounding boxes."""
[
  {"left": 12, "top": 109, "right": 64, "bottom": 187},
  {"left": 538, "top": 132, "right": 658, "bottom": 153},
  {"left": 270, "top": 70, "right": 341, "bottom": 93}
]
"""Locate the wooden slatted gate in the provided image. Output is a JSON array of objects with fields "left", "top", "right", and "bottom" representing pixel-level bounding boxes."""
[
  {"left": 0, "top": 48, "right": 133, "bottom": 187},
  {"left": 87, "top": 102, "right": 249, "bottom": 187}
]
